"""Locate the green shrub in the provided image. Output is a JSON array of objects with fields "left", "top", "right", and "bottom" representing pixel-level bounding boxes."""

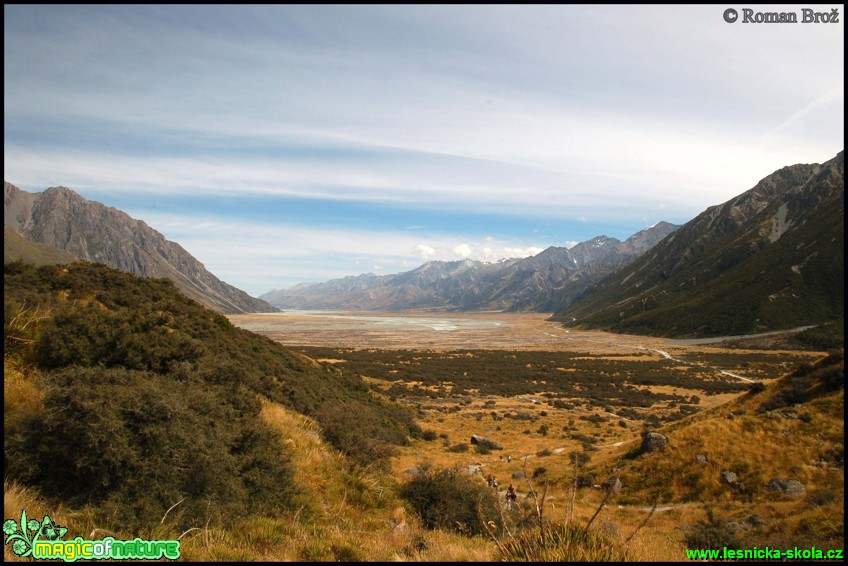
[
  {"left": 400, "top": 466, "right": 500, "bottom": 536},
  {"left": 421, "top": 429, "right": 438, "bottom": 441},
  {"left": 684, "top": 509, "right": 743, "bottom": 551},
  {"left": 4, "top": 261, "right": 418, "bottom": 475},
  {"left": 5, "top": 366, "right": 296, "bottom": 529},
  {"left": 475, "top": 443, "right": 492, "bottom": 455}
]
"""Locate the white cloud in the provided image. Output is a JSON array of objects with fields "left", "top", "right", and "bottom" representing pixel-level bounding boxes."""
[
  {"left": 4, "top": 5, "right": 843, "bottom": 296},
  {"left": 414, "top": 244, "right": 436, "bottom": 259},
  {"left": 503, "top": 246, "right": 545, "bottom": 258},
  {"left": 481, "top": 247, "right": 498, "bottom": 262},
  {"left": 452, "top": 244, "right": 473, "bottom": 258},
  {"left": 122, "top": 210, "right": 564, "bottom": 295}
]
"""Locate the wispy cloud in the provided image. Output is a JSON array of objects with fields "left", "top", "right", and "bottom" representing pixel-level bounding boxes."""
[
  {"left": 4, "top": 5, "right": 843, "bottom": 296},
  {"left": 128, "top": 210, "right": 558, "bottom": 295}
]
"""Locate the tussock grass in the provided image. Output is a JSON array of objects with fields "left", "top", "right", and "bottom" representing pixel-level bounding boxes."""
[
  {"left": 3, "top": 359, "right": 45, "bottom": 433},
  {"left": 2, "top": 480, "right": 109, "bottom": 562},
  {"left": 498, "top": 522, "right": 630, "bottom": 561}
]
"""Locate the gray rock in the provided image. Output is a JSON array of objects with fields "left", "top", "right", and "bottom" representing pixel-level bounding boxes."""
[
  {"left": 696, "top": 454, "right": 708, "bottom": 464},
  {"left": 783, "top": 480, "right": 805, "bottom": 496},
  {"left": 766, "top": 478, "right": 806, "bottom": 497},
  {"left": 470, "top": 434, "right": 503, "bottom": 450},
  {"left": 721, "top": 470, "right": 738, "bottom": 484},
  {"left": 602, "top": 476, "right": 622, "bottom": 494},
  {"left": 511, "top": 471, "right": 527, "bottom": 480},
  {"left": 640, "top": 432, "right": 668, "bottom": 454},
  {"left": 405, "top": 465, "right": 425, "bottom": 475}
]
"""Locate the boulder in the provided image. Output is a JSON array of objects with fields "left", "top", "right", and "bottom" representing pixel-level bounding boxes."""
[
  {"left": 602, "top": 476, "right": 622, "bottom": 494},
  {"left": 640, "top": 432, "right": 667, "bottom": 454},
  {"left": 721, "top": 470, "right": 738, "bottom": 484},
  {"left": 470, "top": 434, "right": 503, "bottom": 450},
  {"left": 766, "top": 478, "right": 806, "bottom": 497}
]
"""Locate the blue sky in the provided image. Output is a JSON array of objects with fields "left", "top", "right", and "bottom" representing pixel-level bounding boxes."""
[{"left": 4, "top": 5, "right": 844, "bottom": 296}]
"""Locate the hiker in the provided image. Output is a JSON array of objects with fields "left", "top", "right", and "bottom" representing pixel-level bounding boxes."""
[
  {"left": 492, "top": 477, "right": 498, "bottom": 490},
  {"left": 486, "top": 474, "right": 494, "bottom": 488},
  {"left": 507, "top": 454, "right": 511, "bottom": 463},
  {"left": 505, "top": 484, "right": 516, "bottom": 509}
]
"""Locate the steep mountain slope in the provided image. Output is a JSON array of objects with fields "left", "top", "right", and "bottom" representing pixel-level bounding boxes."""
[
  {"left": 4, "top": 181, "right": 277, "bottom": 314},
  {"left": 261, "top": 222, "right": 679, "bottom": 312},
  {"left": 551, "top": 151, "right": 844, "bottom": 338}
]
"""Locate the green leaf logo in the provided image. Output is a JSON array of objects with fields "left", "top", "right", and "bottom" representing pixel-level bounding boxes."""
[{"left": 3, "top": 509, "right": 68, "bottom": 557}]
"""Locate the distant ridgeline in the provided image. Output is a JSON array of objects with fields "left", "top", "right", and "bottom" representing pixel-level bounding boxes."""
[
  {"left": 3, "top": 181, "right": 277, "bottom": 314},
  {"left": 4, "top": 261, "right": 418, "bottom": 530},
  {"left": 261, "top": 222, "right": 681, "bottom": 312},
  {"left": 552, "top": 151, "right": 844, "bottom": 342}
]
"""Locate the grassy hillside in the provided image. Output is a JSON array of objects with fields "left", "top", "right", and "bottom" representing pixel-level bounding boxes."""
[
  {"left": 3, "top": 226, "right": 75, "bottom": 266},
  {"left": 5, "top": 259, "right": 841, "bottom": 561},
  {"left": 590, "top": 351, "right": 844, "bottom": 552},
  {"left": 4, "top": 260, "right": 418, "bottom": 531},
  {"left": 3, "top": 392, "right": 493, "bottom": 562}
]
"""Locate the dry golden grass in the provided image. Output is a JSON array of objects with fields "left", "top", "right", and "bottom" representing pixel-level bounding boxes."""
[
  {"left": 2, "top": 480, "right": 113, "bottom": 562},
  {"left": 3, "top": 359, "right": 45, "bottom": 432},
  {"left": 6, "top": 309, "right": 840, "bottom": 562},
  {"left": 3, "top": 393, "right": 496, "bottom": 562}
]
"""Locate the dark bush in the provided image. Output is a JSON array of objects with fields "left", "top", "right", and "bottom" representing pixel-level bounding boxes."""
[
  {"left": 5, "top": 366, "right": 295, "bottom": 529},
  {"left": 747, "top": 382, "right": 766, "bottom": 394},
  {"left": 421, "top": 429, "right": 438, "bottom": 441},
  {"left": 400, "top": 467, "right": 500, "bottom": 536},
  {"left": 576, "top": 474, "right": 595, "bottom": 488},
  {"left": 805, "top": 488, "right": 838, "bottom": 507},
  {"left": 684, "top": 509, "right": 743, "bottom": 551},
  {"left": 6, "top": 262, "right": 419, "bottom": 474}
]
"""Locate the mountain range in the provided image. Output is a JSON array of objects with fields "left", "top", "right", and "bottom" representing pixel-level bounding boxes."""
[
  {"left": 4, "top": 181, "right": 277, "bottom": 314},
  {"left": 551, "top": 151, "right": 844, "bottom": 338},
  {"left": 5, "top": 150, "right": 842, "bottom": 337},
  {"left": 260, "top": 222, "right": 680, "bottom": 312}
]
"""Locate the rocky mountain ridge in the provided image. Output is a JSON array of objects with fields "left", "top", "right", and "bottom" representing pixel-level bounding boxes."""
[
  {"left": 261, "top": 222, "right": 680, "bottom": 312},
  {"left": 551, "top": 151, "right": 844, "bottom": 338},
  {"left": 4, "top": 181, "right": 277, "bottom": 314}
]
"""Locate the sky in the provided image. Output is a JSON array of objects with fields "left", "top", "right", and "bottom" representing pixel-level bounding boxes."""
[{"left": 4, "top": 5, "right": 844, "bottom": 296}]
